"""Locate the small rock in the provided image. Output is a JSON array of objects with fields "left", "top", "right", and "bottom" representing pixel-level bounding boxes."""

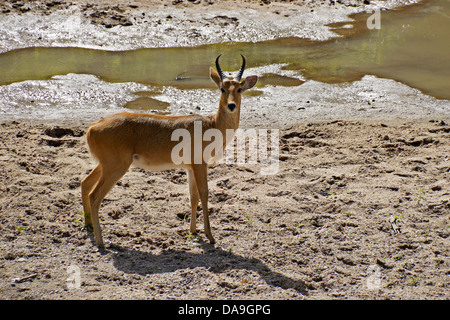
[
  {"left": 44, "top": 126, "right": 73, "bottom": 138},
  {"left": 430, "top": 185, "right": 441, "bottom": 191}
]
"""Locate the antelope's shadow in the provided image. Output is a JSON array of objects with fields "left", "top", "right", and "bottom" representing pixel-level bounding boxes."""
[{"left": 107, "top": 242, "right": 307, "bottom": 295}]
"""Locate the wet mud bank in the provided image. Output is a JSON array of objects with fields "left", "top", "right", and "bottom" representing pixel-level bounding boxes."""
[
  {"left": 1, "top": 72, "right": 448, "bottom": 127},
  {"left": 0, "top": 0, "right": 421, "bottom": 53}
]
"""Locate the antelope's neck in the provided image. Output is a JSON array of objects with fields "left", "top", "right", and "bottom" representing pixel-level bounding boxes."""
[{"left": 213, "top": 105, "right": 240, "bottom": 135}]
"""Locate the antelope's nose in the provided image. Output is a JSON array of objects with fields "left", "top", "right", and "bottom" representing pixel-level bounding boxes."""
[{"left": 227, "top": 103, "right": 236, "bottom": 111}]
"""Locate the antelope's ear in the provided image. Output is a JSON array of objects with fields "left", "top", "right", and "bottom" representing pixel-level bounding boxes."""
[
  {"left": 240, "top": 75, "right": 258, "bottom": 92},
  {"left": 210, "top": 67, "right": 222, "bottom": 89}
]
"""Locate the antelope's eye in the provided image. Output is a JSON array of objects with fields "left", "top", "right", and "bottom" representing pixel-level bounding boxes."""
[
  {"left": 237, "top": 88, "right": 242, "bottom": 93},
  {"left": 220, "top": 88, "right": 226, "bottom": 94}
]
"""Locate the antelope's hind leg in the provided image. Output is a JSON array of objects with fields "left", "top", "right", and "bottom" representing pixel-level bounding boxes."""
[
  {"left": 87, "top": 161, "right": 131, "bottom": 248},
  {"left": 81, "top": 164, "right": 102, "bottom": 227}
]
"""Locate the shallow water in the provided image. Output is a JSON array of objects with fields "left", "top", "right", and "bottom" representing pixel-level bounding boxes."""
[{"left": 0, "top": 0, "right": 448, "bottom": 114}]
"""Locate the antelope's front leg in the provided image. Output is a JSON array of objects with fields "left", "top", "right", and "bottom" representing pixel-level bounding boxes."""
[
  {"left": 192, "top": 164, "right": 215, "bottom": 244},
  {"left": 187, "top": 169, "right": 199, "bottom": 235}
]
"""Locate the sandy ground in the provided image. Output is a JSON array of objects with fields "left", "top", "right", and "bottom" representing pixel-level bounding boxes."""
[
  {"left": 0, "top": 0, "right": 449, "bottom": 300},
  {"left": 0, "top": 118, "right": 449, "bottom": 299}
]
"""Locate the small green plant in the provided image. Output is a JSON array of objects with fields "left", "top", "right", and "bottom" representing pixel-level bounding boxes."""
[
  {"left": 75, "top": 211, "right": 85, "bottom": 223},
  {"left": 409, "top": 275, "right": 419, "bottom": 285},
  {"left": 416, "top": 189, "right": 426, "bottom": 205},
  {"left": 186, "top": 232, "right": 201, "bottom": 243},
  {"left": 14, "top": 226, "right": 25, "bottom": 233}
]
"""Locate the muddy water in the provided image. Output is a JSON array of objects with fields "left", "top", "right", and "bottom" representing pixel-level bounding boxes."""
[{"left": 0, "top": 0, "right": 448, "bottom": 103}]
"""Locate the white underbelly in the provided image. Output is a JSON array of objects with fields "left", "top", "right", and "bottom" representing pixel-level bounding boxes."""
[{"left": 131, "top": 154, "right": 187, "bottom": 171}]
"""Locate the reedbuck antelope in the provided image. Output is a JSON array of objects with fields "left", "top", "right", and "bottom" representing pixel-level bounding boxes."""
[{"left": 81, "top": 55, "right": 257, "bottom": 248}]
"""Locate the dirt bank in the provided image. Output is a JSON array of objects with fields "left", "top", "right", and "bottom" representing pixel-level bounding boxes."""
[
  {"left": 0, "top": 118, "right": 448, "bottom": 299},
  {"left": 0, "top": 0, "right": 420, "bottom": 53}
]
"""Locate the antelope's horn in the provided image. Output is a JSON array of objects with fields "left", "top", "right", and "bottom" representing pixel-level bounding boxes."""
[
  {"left": 215, "top": 55, "right": 227, "bottom": 81},
  {"left": 235, "top": 54, "right": 246, "bottom": 81}
]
